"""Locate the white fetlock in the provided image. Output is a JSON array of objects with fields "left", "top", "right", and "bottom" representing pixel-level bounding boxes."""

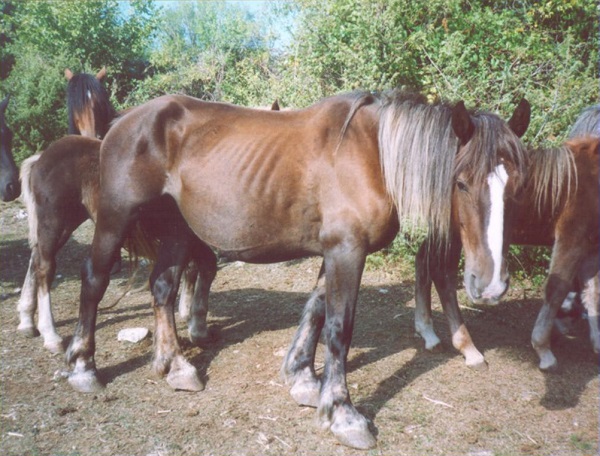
[
  {"left": 68, "top": 358, "right": 104, "bottom": 393},
  {"left": 464, "top": 347, "right": 487, "bottom": 370},
  {"left": 43, "top": 335, "right": 65, "bottom": 354},
  {"left": 537, "top": 349, "right": 558, "bottom": 372}
]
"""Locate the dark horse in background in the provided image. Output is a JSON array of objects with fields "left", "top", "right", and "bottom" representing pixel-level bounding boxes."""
[
  {"left": 414, "top": 104, "right": 599, "bottom": 371},
  {"left": 65, "top": 67, "right": 115, "bottom": 139},
  {"left": 0, "top": 95, "right": 20, "bottom": 202},
  {"left": 64, "top": 90, "right": 529, "bottom": 449}
]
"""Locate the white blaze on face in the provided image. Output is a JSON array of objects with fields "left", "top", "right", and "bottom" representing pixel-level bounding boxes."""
[{"left": 483, "top": 163, "right": 508, "bottom": 298}]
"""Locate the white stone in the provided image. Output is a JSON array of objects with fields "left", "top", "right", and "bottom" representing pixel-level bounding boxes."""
[{"left": 117, "top": 327, "right": 149, "bottom": 343}]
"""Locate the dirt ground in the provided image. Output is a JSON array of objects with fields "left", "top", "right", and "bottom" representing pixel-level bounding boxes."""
[{"left": 0, "top": 199, "right": 598, "bottom": 456}]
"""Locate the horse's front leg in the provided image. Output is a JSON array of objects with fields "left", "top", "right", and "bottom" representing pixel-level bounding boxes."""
[
  {"left": 435, "top": 241, "right": 486, "bottom": 369},
  {"left": 66, "top": 227, "right": 122, "bottom": 393},
  {"left": 17, "top": 253, "right": 39, "bottom": 338},
  {"left": 532, "top": 238, "right": 582, "bottom": 371},
  {"left": 150, "top": 240, "right": 204, "bottom": 392},
  {"left": 319, "top": 239, "right": 376, "bottom": 450},
  {"left": 281, "top": 264, "right": 325, "bottom": 408},
  {"left": 187, "top": 239, "right": 217, "bottom": 345},
  {"left": 579, "top": 254, "right": 599, "bottom": 354},
  {"left": 414, "top": 241, "right": 441, "bottom": 350}
]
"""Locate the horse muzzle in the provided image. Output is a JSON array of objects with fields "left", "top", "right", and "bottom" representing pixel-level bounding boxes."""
[
  {"left": 464, "top": 271, "right": 508, "bottom": 305},
  {"left": 1, "top": 180, "right": 20, "bottom": 202}
]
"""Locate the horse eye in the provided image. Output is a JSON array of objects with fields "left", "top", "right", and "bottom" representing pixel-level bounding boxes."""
[{"left": 456, "top": 181, "right": 468, "bottom": 193}]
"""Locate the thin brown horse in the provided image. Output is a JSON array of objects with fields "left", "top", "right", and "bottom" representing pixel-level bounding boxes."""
[
  {"left": 414, "top": 132, "right": 599, "bottom": 370},
  {"left": 18, "top": 136, "right": 217, "bottom": 354},
  {"left": 65, "top": 91, "right": 529, "bottom": 449}
]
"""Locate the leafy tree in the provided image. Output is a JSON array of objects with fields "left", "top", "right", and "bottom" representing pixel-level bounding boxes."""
[
  {"left": 128, "top": 1, "right": 274, "bottom": 106},
  {"left": 1, "top": 0, "right": 158, "bottom": 159},
  {"left": 277, "top": 0, "right": 598, "bottom": 144}
]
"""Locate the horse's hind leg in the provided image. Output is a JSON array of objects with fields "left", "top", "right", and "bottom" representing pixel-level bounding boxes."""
[
  {"left": 282, "top": 264, "right": 325, "bottom": 408},
  {"left": 150, "top": 238, "right": 204, "bottom": 392},
  {"left": 187, "top": 240, "right": 217, "bottom": 345},
  {"left": 178, "top": 263, "right": 197, "bottom": 322}
]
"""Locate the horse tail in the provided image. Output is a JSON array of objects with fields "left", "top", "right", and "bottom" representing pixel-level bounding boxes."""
[
  {"left": 122, "top": 220, "right": 159, "bottom": 268},
  {"left": 20, "top": 154, "right": 41, "bottom": 249}
]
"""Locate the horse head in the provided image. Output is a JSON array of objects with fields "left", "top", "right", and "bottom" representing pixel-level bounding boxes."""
[
  {"left": 451, "top": 99, "right": 530, "bottom": 304},
  {"left": 0, "top": 95, "right": 20, "bottom": 202},
  {"left": 65, "top": 67, "right": 114, "bottom": 139}
]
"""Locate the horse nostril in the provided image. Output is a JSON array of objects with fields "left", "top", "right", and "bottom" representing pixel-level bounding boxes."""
[
  {"left": 469, "top": 274, "right": 482, "bottom": 299},
  {"left": 5, "top": 181, "right": 20, "bottom": 200}
]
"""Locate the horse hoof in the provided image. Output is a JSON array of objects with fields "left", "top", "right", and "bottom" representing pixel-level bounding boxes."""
[
  {"left": 290, "top": 380, "right": 320, "bottom": 408},
  {"left": 44, "top": 339, "right": 65, "bottom": 354},
  {"left": 189, "top": 332, "right": 212, "bottom": 347},
  {"left": 330, "top": 412, "right": 377, "bottom": 450},
  {"left": 466, "top": 359, "right": 488, "bottom": 371},
  {"left": 538, "top": 351, "right": 558, "bottom": 372},
  {"left": 68, "top": 370, "right": 105, "bottom": 393},
  {"left": 427, "top": 342, "right": 444, "bottom": 353},
  {"left": 539, "top": 360, "right": 559, "bottom": 372},
  {"left": 166, "top": 366, "right": 205, "bottom": 392},
  {"left": 18, "top": 326, "right": 39, "bottom": 338}
]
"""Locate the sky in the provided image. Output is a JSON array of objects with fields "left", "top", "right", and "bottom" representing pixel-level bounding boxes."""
[{"left": 152, "top": 0, "right": 295, "bottom": 49}]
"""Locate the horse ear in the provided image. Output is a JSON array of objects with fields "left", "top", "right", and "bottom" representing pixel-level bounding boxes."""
[
  {"left": 508, "top": 98, "right": 530, "bottom": 138},
  {"left": 96, "top": 67, "right": 107, "bottom": 81},
  {"left": 271, "top": 99, "right": 280, "bottom": 111},
  {"left": 451, "top": 100, "right": 475, "bottom": 146},
  {"left": 0, "top": 95, "right": 9, "bottom": 114},
  {"left": 65, "top": 69, "right": 73, "bottom": 81}
]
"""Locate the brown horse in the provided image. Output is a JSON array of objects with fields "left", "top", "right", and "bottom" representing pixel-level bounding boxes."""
[
  {"left": 414, "top": 131, "right": 599, "bottom": 370},
  {"left": 65, "top": 91, "right": 529, "bottom": 449},
  {"left": 0, "top": 95, "right": 20, "bottom": 202},
  {"left": 17, "top": 136, "right": 217, "bottom": 354},
  {"left": 65, "top": 67, "right": 115, "bottom": 139}
]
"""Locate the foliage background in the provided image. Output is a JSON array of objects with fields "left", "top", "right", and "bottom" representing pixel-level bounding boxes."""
[{"left": 1, "top": 0, "right": 598, "bottom": 280}]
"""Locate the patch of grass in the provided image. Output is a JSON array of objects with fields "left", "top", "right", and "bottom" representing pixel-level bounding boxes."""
[{"left": 569, "top": 434, "right": 595, "bottom": 452}]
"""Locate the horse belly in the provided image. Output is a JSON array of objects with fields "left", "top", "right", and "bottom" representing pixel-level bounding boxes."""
[{"left": 175, "top": 171, "right": 322, "bottom": 262}]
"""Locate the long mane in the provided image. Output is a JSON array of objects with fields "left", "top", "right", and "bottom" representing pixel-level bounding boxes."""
[
  {"left": 377, "top": 90, "right": 526, "bottom": 239},
  {"left": 526, "top": 145, "right": 577, "bottom": 215},
  {"left": 568, "top": 104, "right": 600, "bottom": 139}
]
